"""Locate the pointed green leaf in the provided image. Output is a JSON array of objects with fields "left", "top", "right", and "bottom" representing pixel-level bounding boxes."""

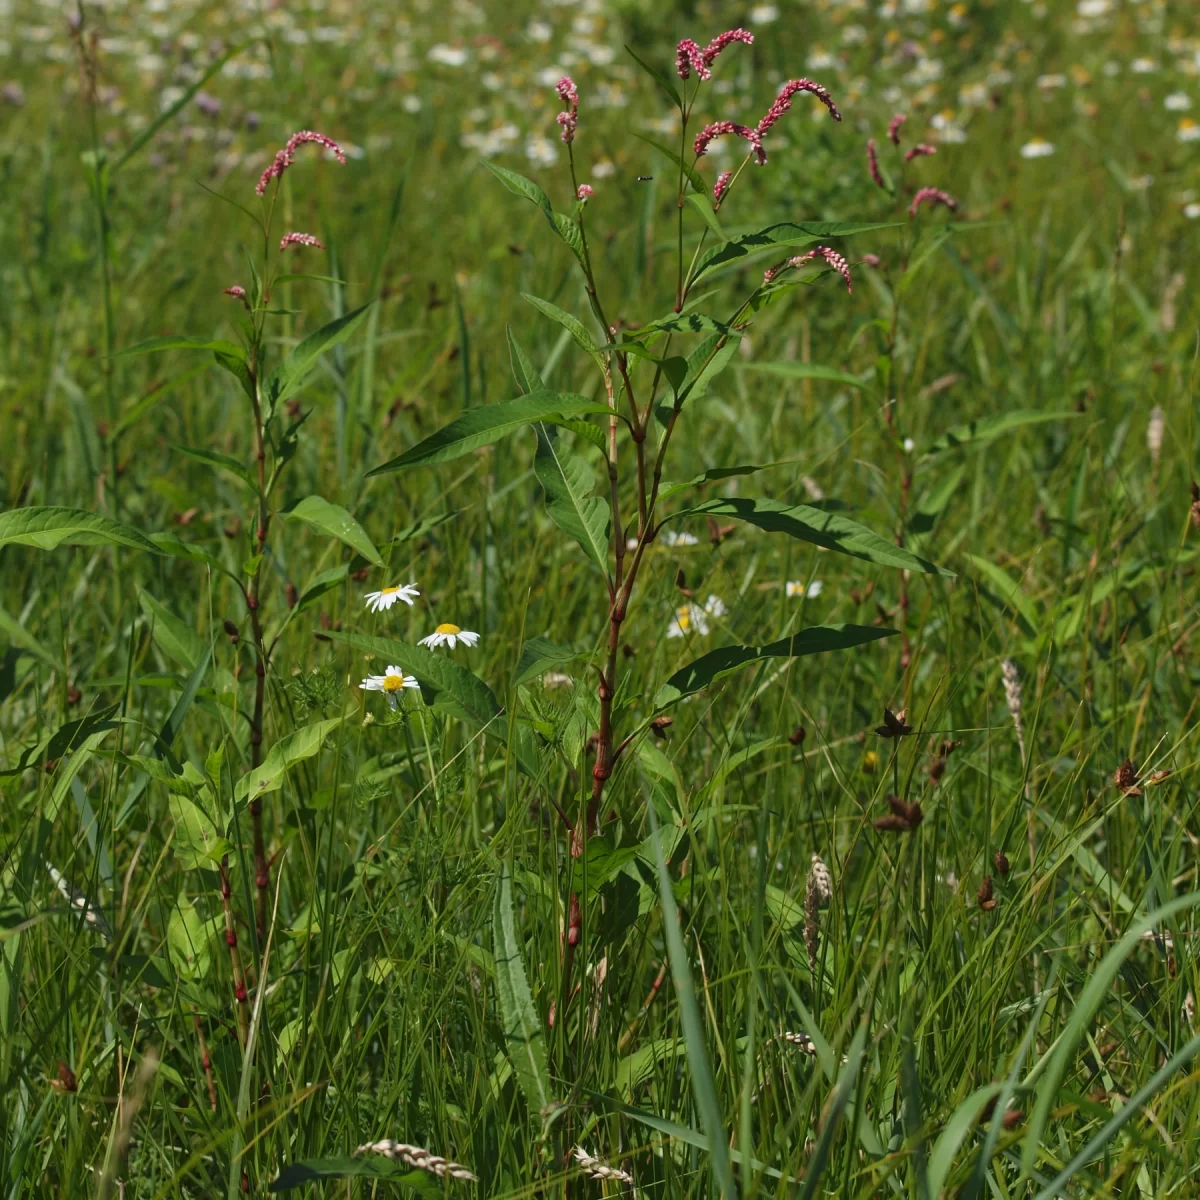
[
  {"left": 514, "top": 637, "right": 583, "bottom": 688},
  {"left": 521, "top": 294, "right": 605, "bottom": 371},
  {"left": 494, "top": 864, "right": 554, "bottom": 1120},
  {"left": 966, "top": 553, "right": 1040, "bottom": 634},
  {"left": 0, "top": 507, "right": 165, "bottom": 555},
  {"left": 170, "top": 444, "right": 254, "bottom": 489},
  {"left": 638, "top": 312, "right": 736, "bottom": 337},
  {"left": 534, "top": 426, "right": 610, "bottom": 575},
  {"left": 481, "top": 160, "right": 554, "bottom": 221},
  {"left": 263, "top": 303, "right": 372, "bottom": 413},
  {"left": 114, "top": 335, "right": 246, "bottom": 360},
  {"left": 367, "top": 392, "right": 611, "bottom": 475},
  {"left": 234, "top": 716, "right": 344, "bottom": 805},
  {"left": 633, "top": 133, "right": 706, "bottom": 194},
  {"left": 923, "top": 409, "right": 1079, "bottom": 456},
  {"left": 686, "top": 193, "right": 726, "bottom": 239},
  {"left": 550, "top": 211, "right": 587, "bottom": 270},
  {"left": 167, "top": 791, "right": 230, "bottom": 870},
  {"left": 139, "top": 591, "right": 206, "bottom": 673},
  {"left": 283, "top": 495, "right": 383, "bottom": 567},
  {"left": 656, "top": 624, "right": 896, "bottom": 708},
  {"left": 149, "top": 532, "right": 235, "bottom": 580},
  {"left": 670, "top": 497, "right": 953, "bottom": 576},
  {"left": 659, "top": 463, "right": 776, "bottom": 503},
  {"left": 268, "top": 1158, "right": 438, "bottom": 1194},
  {"left": 506, "top": 326, "right": 545, "bottom": 394},
  {"left": 625, "top": 44, "right": 682, "bottom": 109}
]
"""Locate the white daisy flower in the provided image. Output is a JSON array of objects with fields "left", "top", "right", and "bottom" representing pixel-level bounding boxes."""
[
  {"left": 359, "top": 665, "right": 420, "bottom": 709},
  {"left": 703, "top": 594, "right": 727, "bottom": 618},
  {"left": 1184, "top": 202, "right": 1200, "bottom": 219},
  {"left": 1178, "top": 118, "right": 1200, "bottom": 143},
  {"left": 419, "top": 623, "right": 480, "bottom": 650},
  {"left": 1020, "top": 137, "right": 1055, "bottom": 158},
  {"left": 1165, "top": 92, "right": 1192, "bottom": 111},
  {"left": 662, "top": 530, "right": 699, "bottom": 547},
  {"left": 667, "top": 603, "right": 709, "bottom": 639},
  {"left": 364, "top": 584, "right": 420, "bottom": 613},
  {"left": 786, "top": 580, "right": 824, "bottom": 598}
]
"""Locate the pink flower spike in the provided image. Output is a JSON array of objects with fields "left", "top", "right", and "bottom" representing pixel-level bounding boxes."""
[
  {"left": 701, "top": 28, "right": 754, "bottom": 68},
  {"left": 694, "top": 120, "right": 762, "bottom": 161},
  {"left": 223, "top": 285, "right": 249, "bottom": 309},
  {"left": 713, "top": 169, "right": 733, "bottom": 208},
  {"left": 905, "top": 143, "right": 937, "bottom": 162},
  {"left": 279, "top": 232, "right": 326, "bottom": 251},
  {"left": 284, "top": 129, "right": 346, "bottom": 164},
  {"left": 676, "top": 39, "right": 709, "bottom": 81},
  {"left": 862, "top": 253, "right": 882, "bottom": 268},
  {"left": 867, "top": 138, "right": 884, "bottom": 188},
  {"left": 755, "top": 79, "right": 842, "bottom": 149},
  {"left": 814, "top": 245, "right": 852, "bottom": 292},
  {"left": 555, "top": 76, "right": 579, "bottom": 143},
  {"left": 909, "top": 186, "right": 957, "bottom": 217},
  {"left": 887, "top": 113, "right": 907, "bottom": 145},
  {"left": 256, "top": 148, "right": 290, "bottom": 196},
  {"left": 556, "top": 76, "right": 578, "bottom": 105},
  {"left": 576, "top": 183, "right": 594, "bottom": 201}
]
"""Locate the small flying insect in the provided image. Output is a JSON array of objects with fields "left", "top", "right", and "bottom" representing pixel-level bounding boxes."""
[{"left": 636, "top": 175, "right": 653, "bottom": 181}]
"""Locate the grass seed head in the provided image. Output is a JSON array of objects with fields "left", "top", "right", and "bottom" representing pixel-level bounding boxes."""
[{"left": 356, "top": 1141, "right": 477, "bottom": 1182}]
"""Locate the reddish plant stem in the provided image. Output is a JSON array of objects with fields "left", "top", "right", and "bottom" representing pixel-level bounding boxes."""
[
  {"left": 618, "top": 959, "right": 668, "bottom": 1053},
  {"left": 897, "top": 468, "right": 912, "bottom": 669},
  {"left": 193, "top": 1010, "right": 217, "bottom": 1111},
  {"left": 219, "top": 857, "right": 249, "bottom": 1047},
  {"left": 248, "top": 384, "right": 271, "bottom": 943}
]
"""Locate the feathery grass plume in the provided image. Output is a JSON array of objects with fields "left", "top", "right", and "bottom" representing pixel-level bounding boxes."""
[
  {"left": 1147, "top": 405, "right": 1165, "bottom": 464},
  {"left": 1001, "top": 659, "right": 1027, "bottom": 765},
  {"left": 572, "top": 1147, "right": 634, "bottom": 1187},
  {"left": 47, "top": 863, "right": 112, "bottom": 939},
  {"left": 804, "top": 854, "right": 831, "bottom": 971},
  {"left": 356, "top": 1141, "right": 477, "bottom": 1181},
  {"left": 809, "top": 853, "right": 832, "bottom": 905}
]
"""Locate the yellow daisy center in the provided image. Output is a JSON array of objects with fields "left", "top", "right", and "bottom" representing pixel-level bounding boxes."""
[
  {"left": 380, "top": 586, "right": 401, "bottom": 595},
  {"left": 383, "top": 674, "right": 407, "bottom": 692},
  {"left": 675, "top": 608, "right": 691, "bottom": 631},
  {"left": 435, "top": 623, "right": 461, "bottom": 635}
]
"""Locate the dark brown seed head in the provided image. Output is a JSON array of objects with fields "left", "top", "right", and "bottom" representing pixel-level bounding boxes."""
[
  {"left": 876, "top": 707, "right": 913, "bottom": 738},
  {"left": 56, "top": 1061, "right": 77, "bottom": 1092},
  {"left": 887, "top": 794, "right": 923, "bottom": 828},
  {"left": 873, "top": 814, "right": 911, "bottom": 833},
  {"left": 650, "top": 715, "right": 673, "bottom": 739},
  {"left": 788, "top": 725, "right": 807, "bottom": 747},
  {"left": 994, "top": 850, "right": 1010, "bottom": 876},
  {"left": 977, "top": 876, "right": 996, "bottom": 910},
  {"left": 1114, "top": 757, "right": 1141, "bottom": 795},
  {"left": 929, "top": 756, "right": 946, "bottom": 784}
]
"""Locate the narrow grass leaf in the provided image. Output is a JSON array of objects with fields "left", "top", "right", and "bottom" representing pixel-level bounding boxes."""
[
  {"left": 514, "top": 637, "right": 582, "bottom": 688},
  {"left": 736, "top": 362, "right": 870, "bottom": 390},
  {"left": 796, "top": 1023, "right": 869, "bottom": 1200},
  {"left": 922, "top": 410, "right": 1078, "bottom": 456},
  {"left": 966, "top": 554, "right": 1040, "bottom": 634}
]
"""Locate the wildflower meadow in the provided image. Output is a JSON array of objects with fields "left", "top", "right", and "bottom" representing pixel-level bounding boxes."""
[{"left": 1, "top": 0, "right": 1199, "bottom": 1195}]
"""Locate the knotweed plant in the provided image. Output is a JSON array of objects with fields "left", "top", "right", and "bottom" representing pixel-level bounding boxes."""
[{"left": 364, "top": 35, "right": 951, "bottom": 1031}]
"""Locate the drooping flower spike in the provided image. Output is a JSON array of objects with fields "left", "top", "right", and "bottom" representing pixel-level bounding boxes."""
[
  {"left": 419, "top": 623, "right": 480, "bottom": 650},
  {"left": 359, "top": 666, "right": 420, "bottom": 710},
  {"left": 279, "top": 232, "right": 325, "bottom": 251},
  {"left": 256, "top": 129, "right": 345, "bottom": 195},
  {"left": 364, "top": 583, "right": 420, "bottom": 613},
  {"left": 756, "top": 78, "right": 842, "bottom": 135},
  {"left": 676, "top": 28, "right": 754, "bottom": 81},
  {"left": 909, "top": 186, "right": 958, "bottom": 217},
  {"left": 694, "top": 120, "right": 763, "bottom": 163},
  {"left": 904, "top": 143, "right": 937, "bottom": 162},
  {"left": 866, "top": 138, "right": 884, "bottom": 188},
  {"left": 763, "top": 246, "right": 852, "bottom": 293},
  {"left": 712, "top": 170, "right": 733, "bottom": 207},
  {"left": 887, "top": 113, "right": 907, "bottom": 145},
  {"left": 223, "top": 285, "right": 250, "bottom": 309}
]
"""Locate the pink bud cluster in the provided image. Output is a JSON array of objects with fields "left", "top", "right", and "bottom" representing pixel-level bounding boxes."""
[
  {"left": 905, "top": 143, "right": 936, "bottom": 162},
  {"left": 694, "top": 120, "right": 762, "bottom": 162},
  {"left": 887, "top": 113, "right": 906, "bottom": 145},
  {"left": 712, "top": 170, "right": 733, "bottom": 208},
  {"left": 279, "top": 232, "right": 325, "bottom": 251},
  {"left": 555, "top": 76, "right": 579, "bottom": 143},
  {"left": 256, "top": 129, "right": 346, "bottom": 196},
  {"left": 763, "top": 246, "right": 852, "bottom": 293},
  {"left": 223, "top": 285, "right": 249, "bottom": 309},
  {"left": 676, "top": 28, "right": 754, "bottom": 81},
  {"left": 867, "top": 138, "right": 884, "bottom": 188},
  {"left": 576, "top": 183, "right": 593, "bottom": 201},
  {"left": 909, "top": 186, "right": 957, "bottom": 217}
]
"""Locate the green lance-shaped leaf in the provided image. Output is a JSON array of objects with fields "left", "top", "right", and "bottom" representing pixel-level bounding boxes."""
[
  {"left": 658, "top": 463, "right": 780, "bottom": 503},
  {"left": 521, "top": 294, "right": 606, "bottom": 372},
  {"left": 736, "top": 361, "right": 871, "bottom": 390},
  {"left": 262, "top": 303, "right": 372, "bottom": 415},
  {"left": 655, "top": 624, "right": 897, "bottom": 708},
  {"left": 633, "top": 133, "right": 707, "bottom": 194},
  {"left": 367, "top": 392, "right": 611, "bottom": 475},
  {"left": 686, "top": 193, "right": 726, "bottom": 239},
  {"left": 149, "top": 532, "right": 236, "bottom": 581},
  {"left": 966, "top": 553, "right": 1040, "bottom": 634},
  {"left": 170, "top": 444, "right": 255, "bottom": 489},
  {"left": 493, "top": 863, "right": 554, "bottom": 1121},
  {"left": 668, "top": 497, "right": 954, "bottom": 576},
  {"left": 692, "top": 220, "right": 900, "bottom": 283},
  {"left": 0, "top": 507, "right": 165, "bottom": 556},
  {"left": 506, "top": 326, "right": 546, "bottom": 394},
  {"left": 234, "top": 716, "right": 344, "bottom": 805},
  {"left": 534, "top": 426, "right": 611, "bottom": 576},
  {"left": 138, "top": 590, "right": 207, "bottom": 673},
  {"left": 922, "top": 408, "right": 1079, "bottom": 457},
  {"left": 115, "top": 335, "right": 247, "bottom": 360},
  {"left": 282, "top": 495, "right": 383, "bottom": 567},
  {"left": 269, "top": 1158, "right": 441, "bottom": 1194},
  {"left": 481, "top": 161, "right": 583, "bottom": 268},
  {"left": 514, "top": 636, "right": 583, "bottom": 688},
  {"left": 167, "top": 789, "right": 230, "bottom": 871},
  {"left": 624, "top": 43, "right": 682, "bottom": 109},
  {"left": 636, "top": 312, "right": 738, "bottom": 337}
]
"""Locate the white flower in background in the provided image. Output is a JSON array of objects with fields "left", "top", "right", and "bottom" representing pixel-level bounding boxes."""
[
  {"left": 402, "top": 95, "right": 422, "bottom": 113},
  {"left": 1178, "top": 118, "right": 1200, "bottom": 142},
  {"left": 667, "top": 595, "right": 725, "bottom": 639},
  {"left": 1102, "top": 60, "right": 1121, "bottom": 76},
  {"left": 527, "top": 19, "right": 552, "bottom": 42},
  {"left": 1165, "top": 92, "right": 1192, "bottom": 111},
  {"left": 903, "top": 437, "right": 916, "bottom": 452},
  {"left": 359, "top": 666, "right": 420, "bottom": 709},
  {"left": 526, "top": 135, "right": 559, "bottom": 166},
  {"left": 1020, "top": 137, "right": 1055, "bottom": 158},
  {"left": 543, "top": 672, "right": 574, "bottom": 688},
  {"left": 807, "top": 49, "right": 838, "bottom": 70},
  {"left": 537, "top": 66, "right": 569, "bottom": 87},
  {"left": 1036, "top": 73, "right": 1066, "bottom": 89},
  {"left": 661, "top": 530, "right": 699, "bottom": 547},
  {"left": 959, "top": 82, "right": 989, "bottom": 107},
  {"left": 427, "top": 44, "right": 469, "bottom": 67},
  {"left": 703, "top": 594, "right": 727, "bottom": 618},
  {"left": 1184, "top": 202, "right": 1200, "bottom": 218},
  {"left": 364, "top": 584, "right": 420, "bottom": 613},
  {"left": 786, "top": 580, "right": 824, "bottom": 598},
  {"left": 1076, "top": 0, "right": 1110, "bottom": 14},
  {"left": 750, "top": 4, "right": 779, "bottom": 23},
  {"left": 591, "top": 159, "right": 616, "bottom": 178},
  {"left": 1131, "top": 58, "right": 1158, "bottom": 74},
  {"left": 419, "top": 623, "right": 480, "bottom": 650}
]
